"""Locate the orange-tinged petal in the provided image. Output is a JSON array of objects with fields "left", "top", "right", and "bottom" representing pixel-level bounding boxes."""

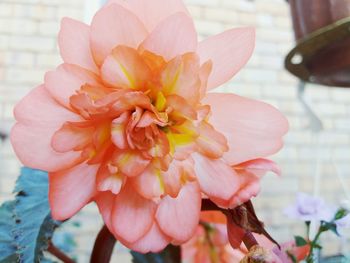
[
  {"left": 114, "top": 150, "right": 151, "bottom": 177},
  {"left": 45, "top": 64, "right": 101, "bottom": 108},
  {"left": 97, "top": 164, "right": 125, "bottom": 194},
  {"left": 196, "top": 121, "right": 228, "bottom": 159},
  {"left": 140, "top": 13, "right": 197, "bottom": 61},
  {"left": 162, "top": 160, "right": 182, "bottom": 198},
  {"left": 107, "top": 0, "right": 190, "bottom": 32},
  {"left": 199, "top": 60, "right": 213, "bottom": 99},
  {"left": 234, "top": 158, "right": 281, "bottom": 177},
  {"left": 111, "top": 112, "right": 130, "bottom": 149},
  {"left": 203, "top": 93, "right": 289, "bottom": 165},
  {"left": 166, "top": 95, "right": 198, "bottom": 121},
  {"left": 161, "top": 54, "right": 200, "bottom": 104},
  {"left": 101, "top": 46, "right": 152, "bottom": 90},
  {"left": 192, "top": 153, "right": 240, "bottom": 203},
  {"left": 51, "top": 123, "right": 94, "bottom": 153},
  {"left": 228, "top": 178, "right": 260, "bottom": 208},
  {"left": 200, "top": 211, "right": 227, "bottom": 224},
  {"left": 228, "top": 159, "right": 280, "bottom": 208},
  {"left": 132, "top": 164, "right": 164, "bottom": 199},
  {"left": 112, "top": 184, "right": 156, "bottom": 243},
  {"left": 95, "top": 191, "right": 116, "bottom": 234},
  {"left": 156, "top": 182, "right": 201, "bottom": 242},
  {"left": 127, "top": 222, "right": 170, "bottom": 253},
  {"left": 58, "top": 18, "right": 98, "bottom": 74},
  {"left": 148, "top": 131, "right": 170, "bottom": 158},
  {"left": 90, "top": 4, "right": 148, "bottom": 65},
  {"left": 198, "top": 27, "right": 255, "bottom": 90},
  {"left": 49, "top": 163, "right": 99, "bottom": 220},
  {"left": 11, "top": 86, "right": 82, "bottom": 172}
]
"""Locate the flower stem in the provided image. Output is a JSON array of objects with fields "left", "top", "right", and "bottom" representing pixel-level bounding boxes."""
[
  {"left": 47, "top": 241, "right": 75, "bottom": 263},
  {"left": 90, "top": 225, "right": 116, "bottom": 263},
  {"left": 305, "top": 223, "right": 325, "bottom": 263},
  {"left": 242, "top": 231, "right": 258, "bottom": 250}
]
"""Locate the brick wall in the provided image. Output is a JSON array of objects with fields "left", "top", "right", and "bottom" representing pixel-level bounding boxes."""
[{"left": 1, "top": 0, "right": 349, "bottom": 260}]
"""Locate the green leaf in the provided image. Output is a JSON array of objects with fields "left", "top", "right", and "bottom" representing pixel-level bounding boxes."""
[
  {"left": 294, "top": 235, "right": 308, "bottom": 247},
  {"left": 0, "top": 201, "right": 18, "bottom": 262},
  {"left": 313, "top": 243, "right": 323, "bottom": 249},
  {"left": 334, "top": 208, "right": 348, "bottom": 220},
  {"left": 13, "top": 167, "right": 61, "bottom": 263},
  {"left": 131, "top": 245, "right": 180, "bottom": 263},
  {"left": 322, "top": 222, "right": 338, "bottom": 236}
]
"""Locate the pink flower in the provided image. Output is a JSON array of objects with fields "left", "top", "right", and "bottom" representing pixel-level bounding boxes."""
[{"left": 10, "top": 0, "right": 288, "bottom": 253}]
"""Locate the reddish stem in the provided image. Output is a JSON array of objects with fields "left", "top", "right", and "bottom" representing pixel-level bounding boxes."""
[
  {"left": 47, "top": 241, "right": 75, "bottom": 263},
  {"left": 90, "top": 225, "right": 116, "bottom": 263},
  {"left": 242, "top": 231, "right": 258, "bottom": 250}
]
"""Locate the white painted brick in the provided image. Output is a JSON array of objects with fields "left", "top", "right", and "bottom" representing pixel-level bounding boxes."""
[
  {"left": 38, "top": 21, "right": 60, "bottom": 36},
  {"left": 186, "top": 5, "right": 202, "bottom": 19},
  {"left": 5, "top": 68, "right": 45, "bottom": 84},
  {"left": 243, "top": 68, "right": 278, "bottom": 83},
  {"left": 4, "top": 52, "right": 35, "bottom": 67},
  {"left": 194, "top": 20, "right": 222, "bottom": 36},
  {"left": 184, "top": 0, "right": 219, "bottom": 7},
  {"left": 0, "top": 35, "right": 10, "bottom": 49},
  {"left": 35, "top": 53, "right": 61, "bottom": 68},
  {"left": 203, "top": 8, "right": 237, "bottom": 24},
  {"left": 10, "top": 35, "right": 55, "bottom": 51},
  {"left": 256, "top": 14, "right": 274, "bottom": 27},
  {"left": 13, "top": 4, "right": 57, "bottom": 20},
  {"left": 0, "top": 3, "right": 13, "bottom": 17}
]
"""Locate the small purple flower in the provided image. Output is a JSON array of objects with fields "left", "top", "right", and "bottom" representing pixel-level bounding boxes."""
[
  {"left": 284, "top": 193, "right": 335, "bottom": 222},
  {"left": 335, "top": 214, "right": 350, "bottom": 236}
]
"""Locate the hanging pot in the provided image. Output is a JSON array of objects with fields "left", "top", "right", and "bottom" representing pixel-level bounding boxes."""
[{"left": 285, "top": 0, "right": 350, "bottom": 87}]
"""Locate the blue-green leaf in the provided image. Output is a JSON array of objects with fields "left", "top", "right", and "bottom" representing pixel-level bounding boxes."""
[
  {"left": 13, "top": 167, "right": 61, "bottom": 263},
  {"left": 0, "top": 201, "right": 18, "bottom": 262}
]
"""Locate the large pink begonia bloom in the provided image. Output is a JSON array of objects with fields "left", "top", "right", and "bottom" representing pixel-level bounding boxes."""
[{"left": 11, "top": 0, "right": 288, "bottom": 252}]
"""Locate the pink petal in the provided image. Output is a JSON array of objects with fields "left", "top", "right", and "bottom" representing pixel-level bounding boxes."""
[
  {"left": 127, "top": 222, "right": 170, "bottom": 253},
  {"left": 132, "top": 164, "right": 164, "bottom": 199},
  {"left": 51, "top": 123, "right": 94, "bottom": 153},
  {"left": 111, "top": 112, "right": 130, "bottom": 149},
  {"left": 161, "top": 54, "right": 200, "bottom": 104},
  {"left": 11, "top": 86, "right": 82, "bottom": 172},
  {"left": 203, "top": 93, "right": 289, "bottom": 165},
  {"left": 234, "top": 158, "right": 281, "bottom": 178},
  {"left": 192, "top": 153, "right": 240, "bottom": 202},
  {"left": 140, "top": 13, "right": 197, "bottom": 61},
  {"left": 198, "top": 27, "right": 255, "bottom": 90},
  {"left": 45, "top": 64, "right": 101, "bottom": 108},
  {"left": 229, "top": 178, "right": 261, "bottom": 208},
  {"left": 49, "top": 163, "right": 98, "bottom": 220},
  {"left": 95, "top": 191, "right": 116, "bottom": 233},
  {"left": 199, "top": 61, "right": 213, "bottom": 99},
  {"left": 90, "top": 4, "right": 148, "bottom": 66},
  {"left": 107, "top": 0, "right": 190, "bottom": 31},
  {"left": 112, "top": 184, "right": 156, "bottom": 243},
  {"left": 96, "top": 164, "right": 125, "bottom": 195},
  {"left": 228, "top": 159, "right": 281, "bottom": 208},
  {"left": 156, "top": 182, "right": 201, "bottom": 242},
  {"left": 196, "top": 121, "right": 228, "bottom": 159},
  {"left": 58, "top": 18, "right": 98, "bottom": 74},
  {"left": 101, "top": 46, "right": 151, "bottom": 89},
  {"left": 162, "top": 160, "right": 183, "bottom": 198},
  {"left": 114, "top": 150, "right": 151, "bottom": 177}
]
